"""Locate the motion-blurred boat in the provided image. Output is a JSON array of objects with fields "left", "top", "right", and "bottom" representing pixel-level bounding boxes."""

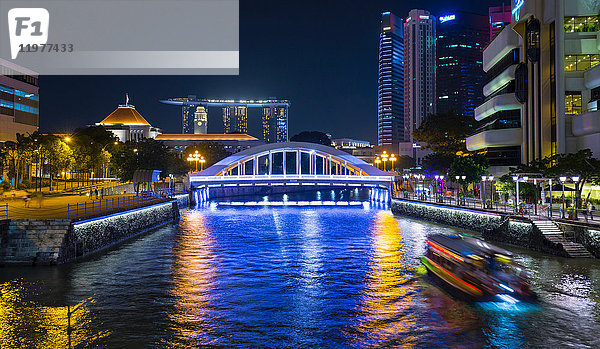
[{"left": 420, "top": 234, "right": 536, "bottom": 303}]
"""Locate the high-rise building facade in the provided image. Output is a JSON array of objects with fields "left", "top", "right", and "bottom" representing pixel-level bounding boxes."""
[
  {"left": 436, "top": 11, "right": 488, "bottom": 118},
  {"left": 466, "top": 0, "right": 600, "bottom": 174},
  {"left": 262, "top": 106, "right": 288, "bottom": 143},
  {"left": 377, "top": 12, "right": 405, "bottom": 147},
  {"left": 0, "top": 59, "right": 39, "bottom": 143},
  {"left": 404, "top": 9, "right": 436, "bottom": 162},
  {"left": 160, "top": 97, "right": 290, "bottom": 143},
  {"left": 489, "top": 4, "right": 512, "bottom": 40},
  {"left": 223, "top": 106, "right": 247, "bottom": 134}
]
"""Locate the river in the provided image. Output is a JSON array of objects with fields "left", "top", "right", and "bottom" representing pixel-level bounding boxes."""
[{"left": 1, "top": 205, "right": 600, "bottom": 348}]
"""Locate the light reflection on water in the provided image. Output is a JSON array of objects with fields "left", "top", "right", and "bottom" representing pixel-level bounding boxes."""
[
  {"left": 1, "top": 206, "right": 600, "bottom": 347},
  {"left": 0, "top": 279, "right": 107, "bottom": 348}
]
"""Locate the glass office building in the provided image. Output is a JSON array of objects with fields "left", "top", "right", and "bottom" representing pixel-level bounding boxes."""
[
  {"left": 436, "top": 11, "right": 488, "bottom": 118},
  {"left": 377, "top": 11, "right": 405, "bottom": 146}
]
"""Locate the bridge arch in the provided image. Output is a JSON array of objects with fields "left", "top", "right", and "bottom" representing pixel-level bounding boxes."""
[
  {"left": 197, "top": 142, "right": 389, "bottom": 177},
  {"left": 187, "top": 142, "right": 394, "bottom": 203}
]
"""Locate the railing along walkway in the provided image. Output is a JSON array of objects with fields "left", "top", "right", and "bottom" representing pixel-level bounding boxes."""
[{"left": 67, "top": 190, "right": 185, "bottom": 221}]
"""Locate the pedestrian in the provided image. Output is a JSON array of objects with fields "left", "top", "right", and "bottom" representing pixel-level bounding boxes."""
[
  {"left": 23, "top": 191, "right": 31, "bottom": 207},
  {"left": 95, "top": 188, "right": 99, "bottom": 200},
  {"left": 89, "top": 189, "right": 93, "bottom": 200},
  {"left": 589, "top": 202, "right": 594, "bottom": 221},
  {"left": 100, "top": 188, "right": 104, "bottom": 200},
  {"left": 584, "top": 202, "right": 589, "bottom": 222}
]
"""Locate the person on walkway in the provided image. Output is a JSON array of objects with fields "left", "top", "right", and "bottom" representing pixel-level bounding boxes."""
[
  {"left": 584, "top": 202, "right": 589, "bottom": 222},
  {"left": 89, "top": 189, "right": 93, "bottom": 200},
  {"left": 95, "top": 189, "right": 99, "bottom": 200},
  {"left": 35, "top": 191, "right": 43, "bottom": 208},
  {"left": 589, "top": 202, "right": 594, "bottom": 221},
  {"left": 23, "top": 191, "right": 31, "bottom": 207}
]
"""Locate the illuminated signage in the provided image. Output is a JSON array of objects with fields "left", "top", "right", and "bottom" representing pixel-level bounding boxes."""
[
  {"left": 512, "top": 0, "right": 524, "bottom": 21},
  {"left": 419, "top": 15, "right": 430, "bottom": 20},
  {"left": 439, "top": 14, "right": 456, "bottom": 23}
]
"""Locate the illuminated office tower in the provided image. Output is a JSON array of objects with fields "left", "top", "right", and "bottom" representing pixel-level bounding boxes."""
[
  {"left": 223, "top": 106, "right": 247, "bottom": 133},
  {"left": 377, "top": 11, "right": 405, "bottom": 147},
  {"left": 437, "top": 11, "right": 488, "bottom": 117},
  {"left": 262, "top": 106, "right": 288, "bottom": 143},
  {"left": 404, "top": 9, "right": 436, "bottom": 162},
  {"left": 193, "top": 105, "right": 208, "bottom": 134}
]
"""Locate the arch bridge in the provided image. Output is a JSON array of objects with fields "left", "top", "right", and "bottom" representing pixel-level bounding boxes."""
[{"left": 187, "top": 142, "right": 394, "bottom": 202}]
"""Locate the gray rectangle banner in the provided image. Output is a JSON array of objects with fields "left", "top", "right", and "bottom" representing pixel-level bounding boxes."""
[{"left": 0, "top": 0, "right": 239, "bottom": 75}]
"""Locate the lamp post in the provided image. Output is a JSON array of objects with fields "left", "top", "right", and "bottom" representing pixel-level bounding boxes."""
[
  {"left": 390, "top": 154, "right": 396, "bottom": 172},
  {"left": 481, "top": 175, "right": 487, "bottom": 208},
  {"left": 560, "top": 176, "right": 567, "bottom": 218},
  {"left": 489, "top": 175, "right": 494, "bottom": 209},
  {"left": 512, "top": 175, "right": 519, "bottom": 214},
  {"left": 374, "top": 158, "right": 381, "bottom": 169},
  {"left": 455, "top": 175, "right": 460, "bottom": 205},
  {"left": 435, "top": 175, "right": 440, "bottom": 202},
  {"left": 200, "top": 157, "right": 206, "bottom": 171},
  {"left": 572, "top": 175, "right": 580, "bottom": 219}
]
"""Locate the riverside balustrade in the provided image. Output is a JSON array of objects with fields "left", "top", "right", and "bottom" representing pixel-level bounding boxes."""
[
  {"left": 67, "top": 189, "right": 185, "bottom": 221},
  {"left": 0, "top": 203, "right": 7, "bottom": 220}
]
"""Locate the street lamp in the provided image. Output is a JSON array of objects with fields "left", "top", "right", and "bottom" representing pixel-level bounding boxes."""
[
  {"left": 389, "top": 154, "right": 396, "bottom": 172},
  {"left": 512, "top": 175, "right": 519, "bottom": 214},
  {"left": 572, "top": 176, "right": 580, "bottom": 219},
  {"left": 374, "top": 157, "right": 381, "bottom": 169},
  {"left": 560, "top": 176, "right": 567, "bottom": 218},
  {"left": 199, "top": 156, "right": 206, "bottom": 171}
]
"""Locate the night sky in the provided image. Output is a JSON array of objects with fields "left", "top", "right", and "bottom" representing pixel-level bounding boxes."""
[{"left": 40, "top": 0, "right": 497, "bottom": 143}]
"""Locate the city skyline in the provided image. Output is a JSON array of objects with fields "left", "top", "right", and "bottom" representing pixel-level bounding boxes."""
[{"left": 38, "top": 0, "right": 495, "bottom": 143}]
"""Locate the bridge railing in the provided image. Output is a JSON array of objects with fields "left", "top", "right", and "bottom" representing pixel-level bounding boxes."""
[
  {"left": 189, "top": 174, "right": 395, "bottom": 182},
  {"left": 0, "top": 203, "right": 7, "bottom": 220}
]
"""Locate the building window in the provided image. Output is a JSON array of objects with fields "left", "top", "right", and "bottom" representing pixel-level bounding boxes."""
[
  {"left": 565, "top": 91, "right": 582, "bottom": 115},
  {"left": 564, "top": 54, "right": 599, "bottom": 71},
  {"left": 564, "top": 16, "right": 599, "bottom": 33},
  {"left": 591, "top": 87, "right": 600, "bottom": 103}
]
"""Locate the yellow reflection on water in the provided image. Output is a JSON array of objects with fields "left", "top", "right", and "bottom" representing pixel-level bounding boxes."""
[
  {"left": 351, "top": 210, "right": 418, "bottom": 347},
  {"left": 165, "top": 210, "right": 217, "bottom": 347},
  {"left": 0, "top": 279, "right": 107, "bottom": 348}
]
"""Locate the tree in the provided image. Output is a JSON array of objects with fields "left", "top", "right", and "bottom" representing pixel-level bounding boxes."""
[
  {"left": 39, "top": 135, "right": 73, "bottom": 189},
  {"left": 290, "top": 131, "right": 332, "bottom": 146},
  {"left": 184, "top": 142, "right": 231, "bottom": 170},
  {"left": 421, "top": 153, "right": 458, "bottom": 175},
  {"left": 110, "top": 139, "right": 186, "bottom": 181},
  {"left": 412, "top": 111, "right": 478, "bottom": 154},
  {"left": 447, "top": 154, "right": 489, "bottom": 192}
]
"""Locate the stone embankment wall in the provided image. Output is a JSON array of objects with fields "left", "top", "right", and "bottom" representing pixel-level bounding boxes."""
[
  {"left": 389, "top": 199, "right": 570, "bottom": 256},
  {"left": 0, "top": 195, "right": 189, "bottom": 266},
  {"left": 556, "top": 222, "right": 600, "bottom": 258}
]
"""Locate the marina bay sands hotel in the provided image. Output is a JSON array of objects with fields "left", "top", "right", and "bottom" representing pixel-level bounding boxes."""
[{"left": 160, "top": 96, "right": 290, "bottom": 143}]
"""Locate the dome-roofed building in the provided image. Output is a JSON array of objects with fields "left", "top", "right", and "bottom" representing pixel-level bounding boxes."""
[{"left": 96, "top": 95, "right": 161, "bottom": 142}]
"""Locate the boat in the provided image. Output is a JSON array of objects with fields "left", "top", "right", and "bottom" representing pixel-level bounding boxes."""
[{"left": 420, "top": 233, "right": 536, "bottom": 303}]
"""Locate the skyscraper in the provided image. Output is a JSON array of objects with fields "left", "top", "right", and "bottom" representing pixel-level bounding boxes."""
[
  {"left": 377, "top": 12, "right": 405, "bottom": 147},
  {"left": 223, "top": 106, "right": 247, "bottom": 134},
  {"left": 404, "top": 9, "right": 436, "bottom": 162},
  {"left": 262, "top": 106, "right": 288, "bottom": 143},
  {"left": 489, "top": 4, "right": 512, "bottom": 40},
  {"left": 436, "top": 11, "right": 488, "bottom": 118}
]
